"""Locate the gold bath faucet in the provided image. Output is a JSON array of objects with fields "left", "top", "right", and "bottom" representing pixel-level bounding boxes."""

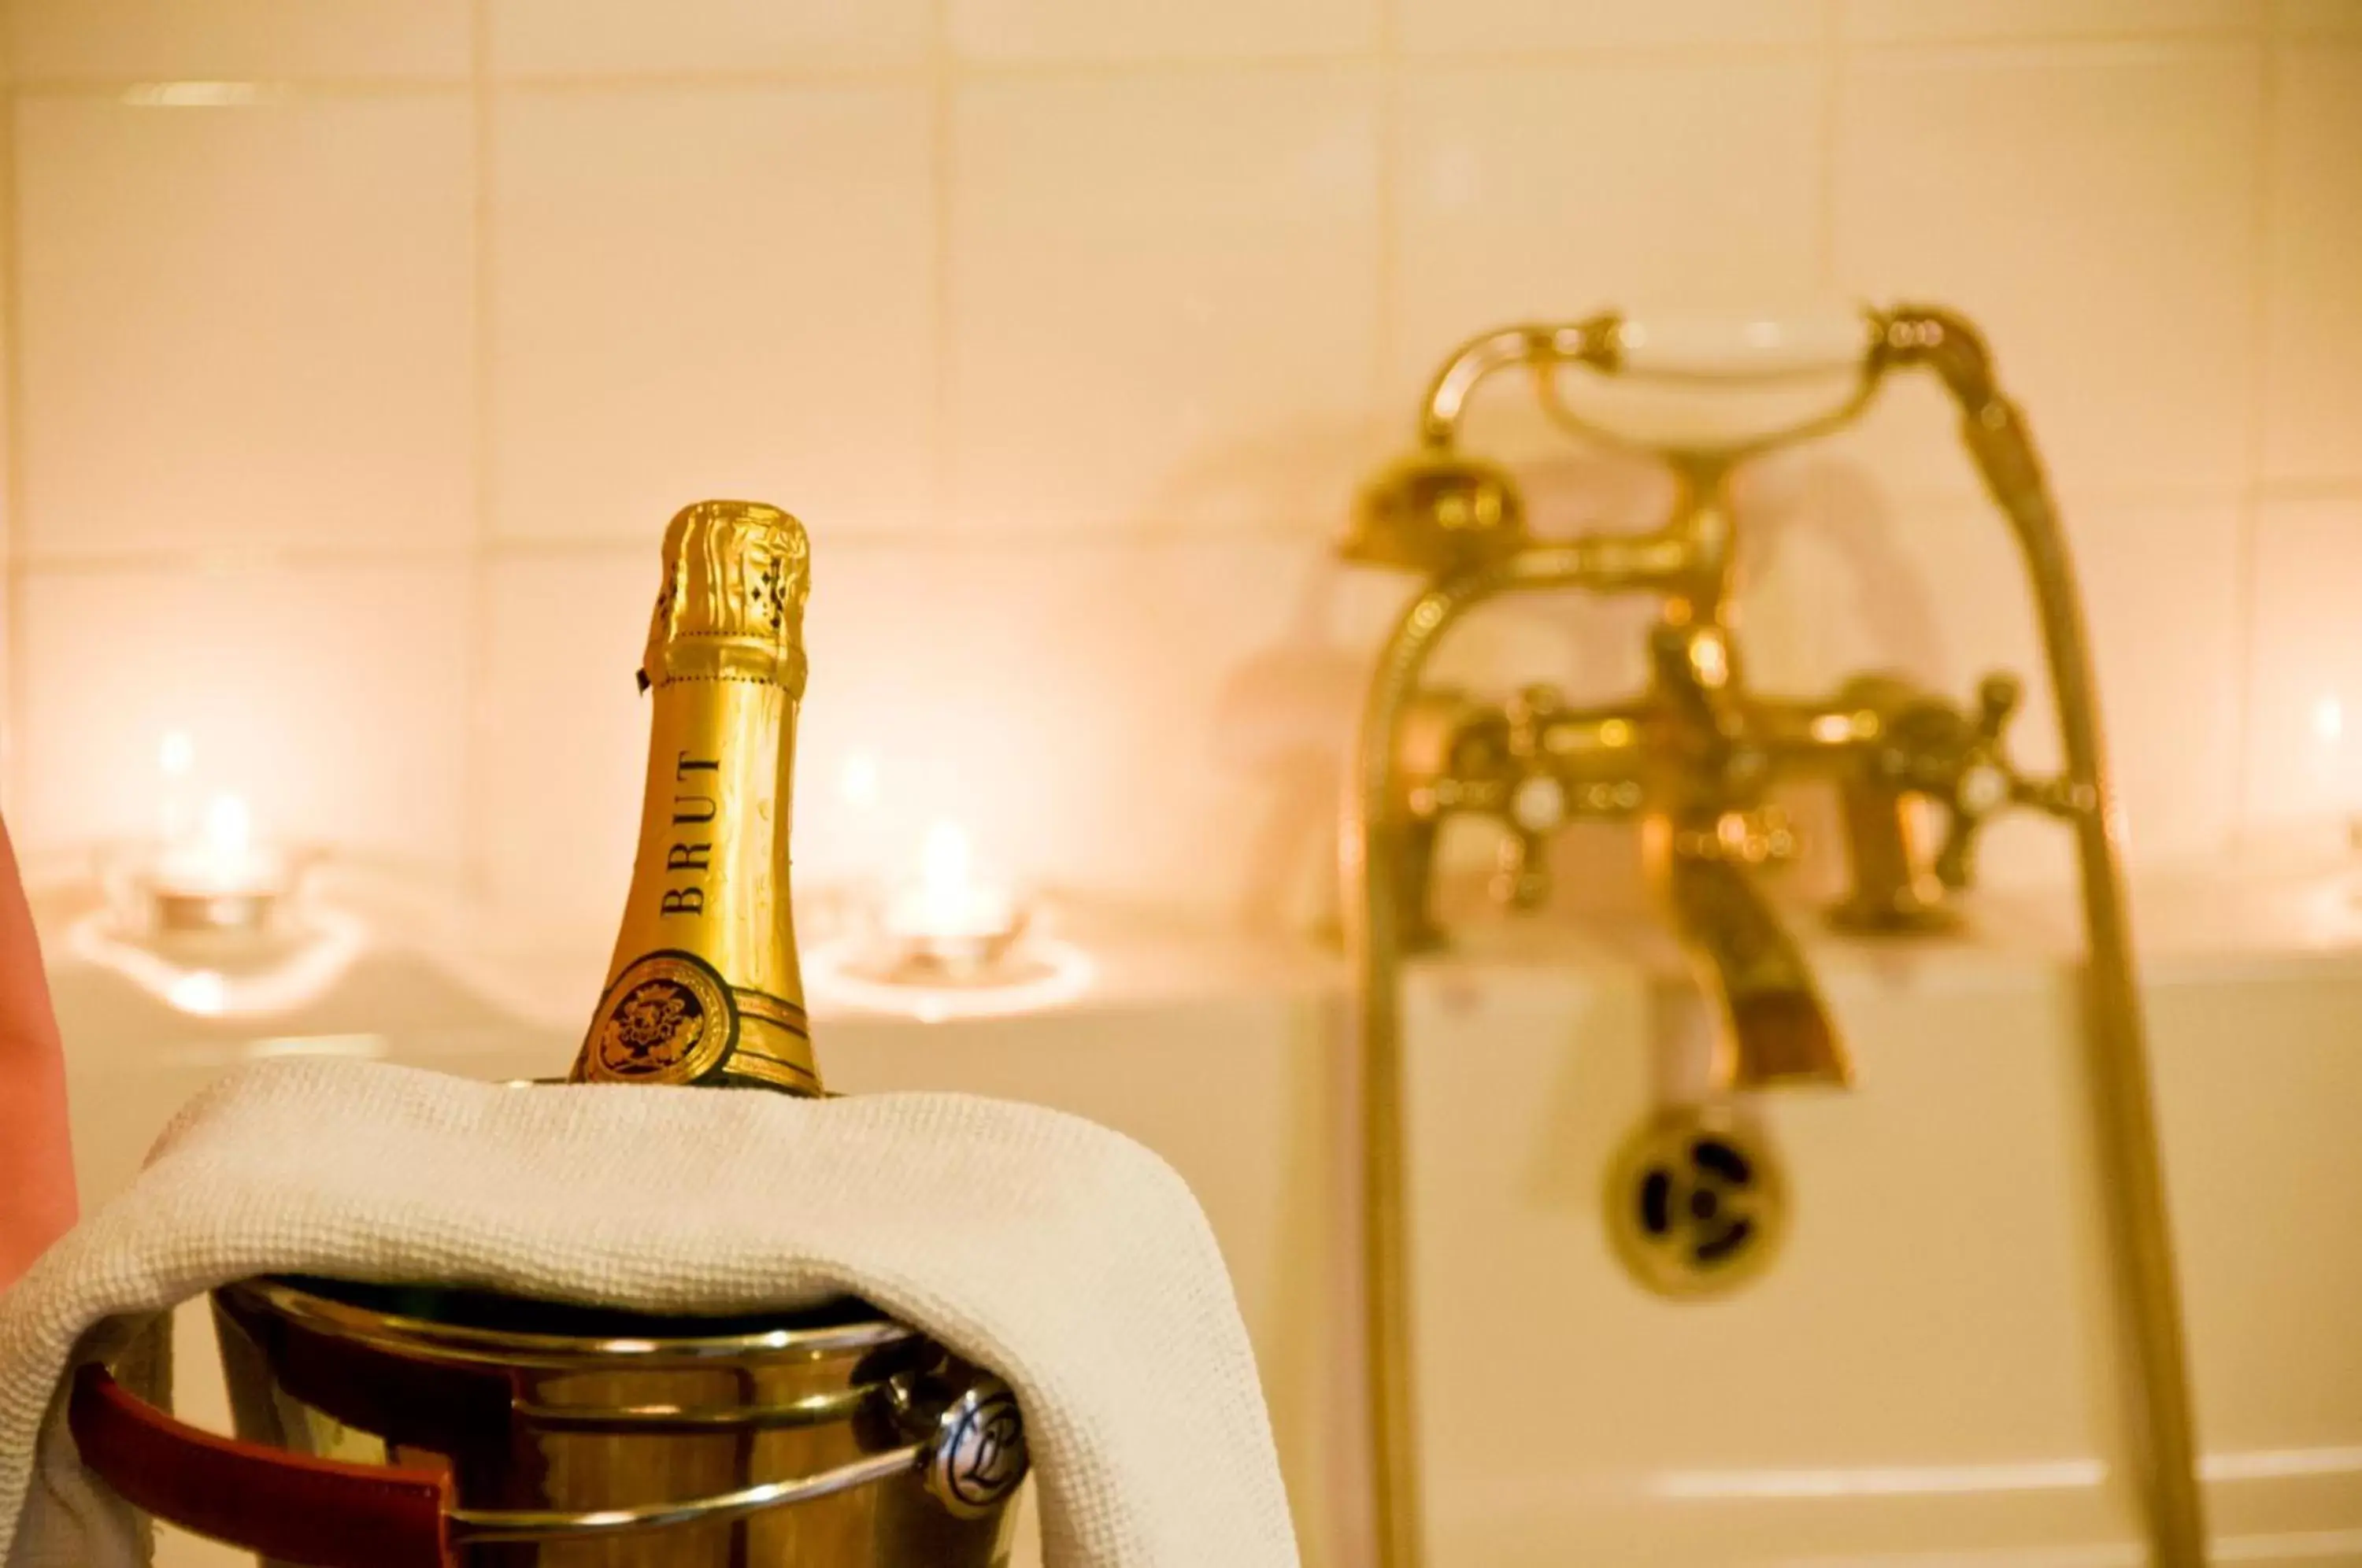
[
  {"left": 1341, "top": 305, "right": 2206, "bottom": 1568},
  {"left": 1385, "top": 617, "right": 2080, "bottom": 950}
]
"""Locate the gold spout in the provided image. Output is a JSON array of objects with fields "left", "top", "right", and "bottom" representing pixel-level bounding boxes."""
[{"left": 1646, "top": 812, "right": 1849, "bottom": 1091}]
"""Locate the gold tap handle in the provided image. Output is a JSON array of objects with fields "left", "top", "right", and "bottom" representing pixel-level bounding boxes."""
[{"left": 1923, "top": 674, "right": 2028, "bottom": 888}]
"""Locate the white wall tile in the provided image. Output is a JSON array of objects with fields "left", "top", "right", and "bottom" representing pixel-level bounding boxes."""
[
  {"left": 1809, "top": 483, "right": 2243, "bottom": 882},
  {"left": 1398, "top": 0, "right": 1821, "bottom": 56},
  {"left": 2243, "top": 496, "right": 2362, "bottom": 828},
  {"left": 949, "top": 68, "right": 1383, "bottom": 534},
  {"left": 9, "top": 0, "right": 471, "bottom": 81},
  {"left": 1833, "top": 43, "right": 2263, "bottom": 502},
  {"left": 479, "top": 551, "right": 652, "bottom": 926},
  {"left": 1391, "top": 57, "right": 1827, "bottom": 452},
  {"left": 2079, "top": 500, "right": 2245, "bottom": 871},
  {"left": 16, "top": 561, "right": 471, "bottom": 871},
  {"left": 491, "top": 0, "right": 931, "bottom": 79},
  {"left": 949, "top": 0, "right": 1375, "bottom": 64},
  {"left": 16, "top": 96, "right": 474, "bottom": 560},
  {"left": 490, "top": 85, "right": 936, "bottom": 543},
  {"left": 2260, "top": 43, "right": 2362, "bottom": 483},
  {"left": 1842, "top": 0, "right": 2264, "bottom": 42}
]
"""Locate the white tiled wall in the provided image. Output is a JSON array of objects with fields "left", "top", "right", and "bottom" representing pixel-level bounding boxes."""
[
  {"left": 1830, "top": 39, "right": 2264, "bottom": 502},
  {"left": 491, "top": 83, "right": 939, "bottom": 542},
  {"left": 16, "top": 91, "right": 476, "bottom": 560},
  {"left": 2, "top": 0, "right": 2358, "bottom": 926},
  {"left": 950, "top": 66, "right": 1383, "bottom": 535}
]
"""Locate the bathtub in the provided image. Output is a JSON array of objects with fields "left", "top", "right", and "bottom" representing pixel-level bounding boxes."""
[
  {"left": 41, "top": 860, "right": 2362, "bottom": 1567},
  {"left": 1396, "top": 867, "right": 2362, "bottom": 1567}
]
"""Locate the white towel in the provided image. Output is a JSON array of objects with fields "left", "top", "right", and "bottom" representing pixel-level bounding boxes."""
[{"left": 0, "top": 1058, "right": 1301, "bottom": 1568}]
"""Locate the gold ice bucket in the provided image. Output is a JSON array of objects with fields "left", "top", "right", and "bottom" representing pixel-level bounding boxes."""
[{"left": 71, "top": 1274, "right": 1027, "bottom": 1566}]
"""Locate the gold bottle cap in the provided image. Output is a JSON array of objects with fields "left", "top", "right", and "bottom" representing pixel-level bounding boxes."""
[{"left": 640, "top": 500, "right": 812, "bottom": 695}]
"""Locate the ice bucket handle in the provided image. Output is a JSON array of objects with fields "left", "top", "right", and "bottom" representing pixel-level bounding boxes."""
[
  {"left": 69, "top": 1363, "right": 457, "bottom": 1568},
  {"left": 70, "top": 1361, "right": 1027, "bottom": 1566}
]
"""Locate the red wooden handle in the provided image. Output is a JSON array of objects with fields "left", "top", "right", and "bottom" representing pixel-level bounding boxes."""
[{"left": 68, "top": 1363, "right": 457, "bottom": 1568}]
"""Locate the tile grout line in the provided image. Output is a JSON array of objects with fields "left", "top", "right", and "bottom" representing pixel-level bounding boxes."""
[
  {"left": 19, "top": 545, "right": 483, "bottom": 576},
  {"left": 0, "top": 26, "right": 2287, "bottom": 103},
  {"left": 14, "top": 471, "right": 2338, "bottom": 578},
  {"left": 931, "top": 0, "right": 955, "bottom": 532},
  {"left": 1372, "top": 0, "right": 1400, "bottom": 442},
  {"left": 0, "top": 28, "right": 2291, "bottom": 105},
  {"left": 1803, "top": 0, "right": 1846, "bottom": 686},
  {"left": 13, "top": 75, "right": 476, "bottom": 99},
  {"left": 481, "top": 520, "right": 1342, "bottom": 554},
  {"left": 5, "top": 38, "right": 1875, "bottom": 102},
  {"left": 2231, "top": 33, "right": 2279, "bottom": 836},
  {"left": 1814, "top": 26, "right": 2268, "bottom": 53},
  {"left": 1815, "top": 0, "right": 1843, "bottom": 295},
  {"left": 1346, "top": 9, "right": 1401, "bottom": 1564},
  {"left": 461, "top": 0, "right": 497, "bottom": 901},
  {"left": 1, "top": 73, "right": 22, "bottom": 822}
]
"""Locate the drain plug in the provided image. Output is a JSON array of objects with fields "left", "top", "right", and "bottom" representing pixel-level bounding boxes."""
[{"left": 1603, "top": 1107, "right": 1788, "bottom": 1299}]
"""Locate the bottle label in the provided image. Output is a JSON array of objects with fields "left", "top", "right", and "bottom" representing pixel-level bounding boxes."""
[{"left": 583, "top": 949, "right": 738, "bottom": 1083}]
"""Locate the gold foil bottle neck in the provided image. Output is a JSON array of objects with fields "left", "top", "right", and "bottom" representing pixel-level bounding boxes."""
[
  {"left": 641, "top": 499, "right": 812, "bottom": 695},
  {"left": 572, "top": 497, "right": 820, "bottom": 1096}
]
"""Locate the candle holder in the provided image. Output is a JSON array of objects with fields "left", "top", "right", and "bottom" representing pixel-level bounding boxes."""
[
  {"left": 144, "top": 854, "right": 293, "bottom": 938},
  {"left": 805, "top": 926, "right": 1094, "bottom": 1025},
  {"left": 118, "top": 795, "right": 298, "bottom": 941},
  {"left": 802, "top": 821, "right": 1093, "bottom": 1021},
  {"left": 74, "top": 793, "right": 362, "bottom": 1020},
  {"left": 872, "top": 820, "right": 1033, "bottom": 982},
  {"left": 876, "top": 897, "right": 1031, "bottom": 985}
]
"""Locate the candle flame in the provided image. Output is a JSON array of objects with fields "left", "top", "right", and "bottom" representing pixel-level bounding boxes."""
[
  {"left": 157, "top": 730, "right": 198, "bottom": 841},
  {"left": 884, "top": 819, "right": 1016, "bottom": 943},
  {"left": 204, "top": 793, "right": 254, "bottom": 869},
  {"left": 157, "top": 792, "right": 272, "bottom": 894},
  {"left": 921, "top": 818, "right": 973, "bottom": 901}
]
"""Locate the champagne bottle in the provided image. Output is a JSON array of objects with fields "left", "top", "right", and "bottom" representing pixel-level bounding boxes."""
[{"left": 570, "top": 500, "right": 821, "bottom": 1095}]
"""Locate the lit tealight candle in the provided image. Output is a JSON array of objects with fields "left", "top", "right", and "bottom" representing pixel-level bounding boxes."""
[
  {"left": 150, "top": 792, "right": 289, "bottom": 934},
  {"left": 882, "top": 819, "right": 1026, "bottom": 974}
]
